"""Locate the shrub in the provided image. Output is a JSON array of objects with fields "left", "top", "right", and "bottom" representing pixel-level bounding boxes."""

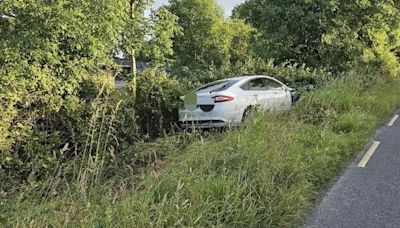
[
  {"left": 252, "top": 59, "right": 332, "bottom": 89},
  {"left": 133, "top": 67, "right": 183, "bottom": 138},
  {"left": 172, "top": 59, "right": 332, "bottom": 93},
  {"left": 0, "top": 72, "right": 119, "bottom": 192}
]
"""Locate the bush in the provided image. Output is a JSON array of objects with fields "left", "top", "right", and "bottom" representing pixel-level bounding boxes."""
[
  {"left": 171, "top": 59, "right": 332, "bottom": 98},
  {"left": 0, "top": 66, "right": 188, "bottom": 193},
  {"left": 0, "top": 0, "right": 127, "bottom": 188},
  {"left": 251, "top": 59, "right": 332, "bottom": 90},
  {"left": 0, "top": 73, "right": 119, "bottom": 192},
  {"left": 132, "top": 67, "right": 183, "bottom": 138}
]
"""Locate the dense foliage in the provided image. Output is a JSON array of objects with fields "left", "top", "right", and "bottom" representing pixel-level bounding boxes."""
[
  {"left": 0, "top": 0, "right": 181, "bottom": 186},
  {"left": 0, "top": 0, "right": 129, "bottom": 181},
  {"left": 134, "top": 68, "right": 181, "bottom": 137},
  {"left": 168, "top": 0, "right": 231, "bottom": 69},
  {"left": 234, "top": 0, "right": 400, "bottom": 75},
  {"left": 168, "top": 0, "right": 256, "bottom": 72}
]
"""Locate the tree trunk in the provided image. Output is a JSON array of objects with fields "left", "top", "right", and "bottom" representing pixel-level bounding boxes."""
[
  {"left": 130, "top": 0, "right": 137, "bottom": 104},
  {"left": 131, "top": 48, "right": 137, "bottom": 104}
]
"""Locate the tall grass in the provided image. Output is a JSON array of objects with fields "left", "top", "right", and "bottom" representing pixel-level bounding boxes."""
[
  {"left": 76, "top": 95, "right": 122, "bottom": 195},
  {"left": 2, "top": 75, "right": 400, "bottom": 227}
]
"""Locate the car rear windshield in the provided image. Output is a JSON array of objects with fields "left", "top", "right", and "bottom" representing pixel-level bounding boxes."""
[{"left": 196, "top": 80, "right": 238, "bottom": 93}]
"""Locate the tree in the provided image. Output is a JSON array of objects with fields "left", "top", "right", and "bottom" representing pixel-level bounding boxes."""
[
  {"left": 141, "top": 7, "right": 182, "bottom": 65},
  {"left": 167, "top": 0, "right": 233, "bottom": 70},
  {"left": 233, "top": 0, "right": 327, "bottom": 67},
  {"left": 120, "top": 2, "right": 180, "bottom": 104},
  {"left": 120, "top": 0, "right": 151, "bottom": 104},
  {"left": 0, "top": 0, "right": 128, "bottom": 175},
  {"left": 228, "top": 19, "right": 257, "bottom": 75},
  {"left": 234, "top": 0, "right": 400, "bottom": 75},
  {"left": 321, "top": 0, "right": 400, "bottom": 75}
]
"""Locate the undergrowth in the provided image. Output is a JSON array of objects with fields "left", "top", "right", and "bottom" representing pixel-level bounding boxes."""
[{"left": 2, "top": 75, "right": 400, "bottom": 227}]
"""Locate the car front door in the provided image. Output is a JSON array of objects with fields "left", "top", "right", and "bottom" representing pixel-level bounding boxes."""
[
  {"left": 241, "top": 78, "right": 273, "bottom": 110},
  {"left": 265, "top": 78, "right": 291, "bottom": 110}
]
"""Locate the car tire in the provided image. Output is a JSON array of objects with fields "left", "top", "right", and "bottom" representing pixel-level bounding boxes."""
[{"left": 242, "top": 106, "right": 255, "bottom": 122}]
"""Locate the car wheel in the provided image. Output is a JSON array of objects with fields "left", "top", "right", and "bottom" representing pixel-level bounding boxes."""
[{"left": 242, "top": 106, "right": 255, "bottom": 122}]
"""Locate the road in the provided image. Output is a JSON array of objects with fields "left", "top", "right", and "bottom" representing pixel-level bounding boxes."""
[{"left": 305, "top": 111, "right": 400, "bottom": 228}]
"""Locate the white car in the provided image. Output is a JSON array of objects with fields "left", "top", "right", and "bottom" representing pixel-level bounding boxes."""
[{"left": 179, "top": 75, "right": 299, "bottom": 128}]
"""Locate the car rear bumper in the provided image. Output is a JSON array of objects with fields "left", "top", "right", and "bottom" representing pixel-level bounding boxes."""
[
  {"left": 179, "top": 120, "right": 235, "bottom": 128},
  {"left": 178, "top": 108, "right": 241, "bottom": 128}
]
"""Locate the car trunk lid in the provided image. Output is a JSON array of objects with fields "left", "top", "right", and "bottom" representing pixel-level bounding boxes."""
[{"left": 184, "top": 92, "right": 216, "bottom": 112}]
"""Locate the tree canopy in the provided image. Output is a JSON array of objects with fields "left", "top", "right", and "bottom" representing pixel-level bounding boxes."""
[
  {"left": 167, "top": 0, "right": 232, "bottom": 69},
  {"left": 0, "top": 0, "right": 129, "bottom": 152},
  {"left": 234, "top": 0, "right": 400, "bottom": 75}
]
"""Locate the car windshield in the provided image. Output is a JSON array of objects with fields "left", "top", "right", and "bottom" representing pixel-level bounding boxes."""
[{"left": 196, "top": 80, "right": 238, "bottom": 93}]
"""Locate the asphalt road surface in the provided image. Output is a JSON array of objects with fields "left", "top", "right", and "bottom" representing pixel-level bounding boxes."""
[{"left": 305, "top": 111, "right": 400, "bottom": 228}]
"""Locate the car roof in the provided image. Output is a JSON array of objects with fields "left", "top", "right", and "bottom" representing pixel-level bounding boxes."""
[
  {"left": 194, "top": 75, "right": 288, "bottom": 93},
  {"left": 224, "top": 75, "right": 277, "bottom": 82}
]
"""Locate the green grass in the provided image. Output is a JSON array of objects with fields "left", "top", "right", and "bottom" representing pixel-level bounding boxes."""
[{"left": 2, "top": 76, "right": 400, "bottom": 227}]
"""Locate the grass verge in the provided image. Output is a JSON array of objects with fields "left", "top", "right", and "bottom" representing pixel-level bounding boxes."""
[{"left": 2, "top": 75, "right": 400, "bottom": 227}]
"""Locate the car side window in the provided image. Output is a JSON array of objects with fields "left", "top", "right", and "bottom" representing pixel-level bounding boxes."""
[
  {"left": 241, "top": 78, "right": 284, "bottom": 91},
  {"left": 240, "top": 82, "right": 250, "bottom": 90},
  {"left": 266, "top": 79, "right": 283, "bottom": 90},
  {"left": 248, "top": 78, "right": 267, "bottom": 91}
]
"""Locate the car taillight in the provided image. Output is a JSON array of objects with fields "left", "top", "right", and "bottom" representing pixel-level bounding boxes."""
[{"left": 214, "top": 95, "right": 234, "bottom": 103}]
